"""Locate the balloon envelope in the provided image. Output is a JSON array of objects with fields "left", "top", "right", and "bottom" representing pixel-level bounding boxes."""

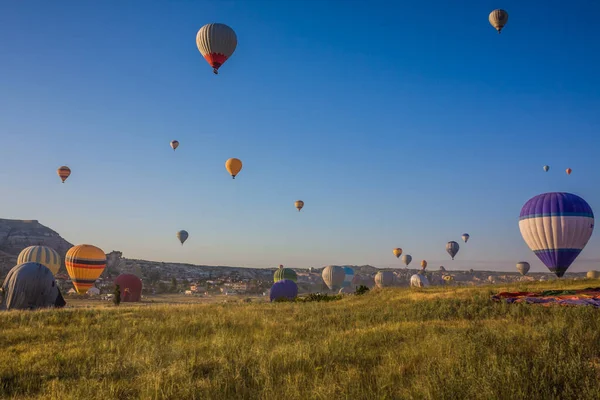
[
  {"left": 270, "top": 280, "right": 298, "bottom": 302},
  {"left": 446, "top": 241, "right": 460, "bottom": 260},
  {"left": 196, "top": 23, "right": 237, "bottom": 74},
  {"left": 401, "top": 254, "right": 412, "bottom": 266},
  {"left": 225, "top": 158, "right": 243, "bottom": 178},
  {"left": 274, "top": 268, "right": 297, "bottom": 283},
  {"left": 65, "top": 244, "right": 107, "bottom": 294},
  {"left": 322, "top": 265, "right": 345, "bottom": 290},
  {"left": 393, "top": 248, "right": 402, "bottom": 258},
  {"left": 543, "top": 165, "right": 549, "bottom": 172},
  {"left": 114, "top": 273, "right": 143, "bottom": 302},
  {"left": 295, "top": 200, "right": 304, "bottom": 211},
  {"left": 410, "top": 274, "right": 430, "bottom": 287},
  {"left": 462, "top": 233, "right": 470, "bottom": 243},
  {"left": 489, "top": 9, "right": 508, "bottom": 33},
  {"left": 17, "top": 246, "right": 61, "bottom": 275},
  {"left": 519, "top": 192, "right": 594, "bottom": 277},
  {"left": 374, "top": 271, "right": 394, "bottom": 288},
  {"left": 516, "top": 262, "right": 530, "bottom": 276},
  {"left": 170, "top": 140, "right": 179, "bottom": 150},
  {"left": 177, "top": 230, "right": 189, "bottom": 245},
  {"left": 57, "top": 166, "right": 71, "bottom": 183}
]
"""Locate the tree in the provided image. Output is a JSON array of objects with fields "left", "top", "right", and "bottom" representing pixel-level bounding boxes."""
[
  {"left": 113, "top": 284, "right": 121, "bottom": 306},
  {"left": 170, "top": 277, "right": 178, "bottom": 293}
]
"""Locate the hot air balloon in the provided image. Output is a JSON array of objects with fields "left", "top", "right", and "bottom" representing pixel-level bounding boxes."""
[
  {"left": 196, "top": 23, "right": 237, "bottom": 75},
  {"left": 225, "top": 158, "right": 242, "bottom": 179},
  {"left": 114, "top": 274, "right": 143, "bottom": 302},
  {"left": 295, "top": 200, "right": 304, "bottom": 212},
  {"left": 65, "top": 244, "right": 107, "bottom": 295},
  {"left": 587, "top": 270, "right": 600, "bottom": 279},
  {"left": 516, "top": 261, "right": 530, "bottom": 276},
  {"left": 519, "top": 192, "right": 594, "bottom": 277},
  {"left": 489, "top": 9, "right": 508, "bottom": 33},
  {"left": 543, "top": 165, "right": 549, "bottom": 172},
  {"left": 393, "top": 248, "right": 402, "bottom": 258},
  {"left": 566, "top": 168, "right": 572, "bottom": 175},
  {"left": 322, "top": 265, "right": 345, "bottom": 291},
  {"left": 0, "top": 262, "right": 65, "bottom": 310},
  {"left": 462, "top": 233, "right": 470, "bottom": 243},
  {"left": 402, "top": 254, "right": 412, "bottom": 267},
  {"left": 446, "top": 241, "right": 460, "bottom": 260},
  {"left": 274, "top": 267, "right": 297, "bottom": 283},
  {"left": 170, "top": 140, "right": 179, "bottom": 151},
  {"left": 176, "top": 230, "right": 189, "bottom": 245},
  {"left": 374, "top": 271, "right": 394, "bottom": 288},
  {"left": 420, "top": 260, "right": 427, "bottom": 270},
  {"left": 270, "top": 280, "right": 298, "bottom": 302},
  {"left": 410, "top": 274, "right": 429, "bottom": 287},
  {"left": 17, "top": 246, "right": 61, "bottom": 275},
  {"left": 57, "top": 166, "right": 71, "bottom": 183},
  {"left": 342, "top": 266, "right": 355, "bottom": 288}
]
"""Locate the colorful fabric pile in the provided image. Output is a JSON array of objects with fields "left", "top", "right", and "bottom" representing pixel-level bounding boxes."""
[{"left": 492, "top": 288, "right": 600, "bottom": 307}]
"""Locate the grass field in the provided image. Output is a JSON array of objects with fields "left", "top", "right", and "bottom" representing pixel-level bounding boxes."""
[{"left": 1, "top": 280, "right": 600, "bottom": 400}]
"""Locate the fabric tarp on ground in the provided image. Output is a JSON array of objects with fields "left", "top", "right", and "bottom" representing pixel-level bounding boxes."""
[
  {"left": 492, "top": 287, "right": 600, "bottom": 308},
  {"left": 1, "top": 262, "right": 66, "bottom": 310}
]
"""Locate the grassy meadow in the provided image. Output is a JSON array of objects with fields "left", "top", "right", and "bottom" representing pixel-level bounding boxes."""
[{"left": 1, "top": 280, "right": 600, "bottom": 400}]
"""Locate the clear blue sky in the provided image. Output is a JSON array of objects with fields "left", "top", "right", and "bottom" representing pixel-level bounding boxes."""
[{"left": 1, "top": 0, "right": 600, "bottom": 273}]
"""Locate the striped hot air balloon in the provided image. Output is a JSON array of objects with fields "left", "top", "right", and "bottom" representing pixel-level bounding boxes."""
[
  {"left": 274, "top": 267, "right": 297, "bottom": 283},
  {"left": 489, "top": 9, "right": 508, "bottom": 33},
  {"left": 322, "top": 265, "right": 345, "bottom": 291},
  {"left": 65, "top": 244, "right": 107, "bottom": 294},
  {"left": 519, "top": 192, "right": 594, "bottom": 278},
  {"left": 17, "top": 246, "right": 61, "bottom": 275},
  {"left": 196, "top": 23, "right": 237, "bottom": 75},
  {"left": 57, "top": 166, "right": 71, "bottom": 183}
]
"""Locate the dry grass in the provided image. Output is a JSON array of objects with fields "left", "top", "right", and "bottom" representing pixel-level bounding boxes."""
[{"left": 1, "top": 280, "right": 600, "bottom": 399}]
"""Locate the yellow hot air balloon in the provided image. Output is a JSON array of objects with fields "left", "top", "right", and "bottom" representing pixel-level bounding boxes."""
[
  {"left": 489, "top": 9, "right": 508, "bottom": 33},
  {"left": 196, "top": 23, "right": 237, "bottom": 75},
  {"left": 295, "top": 200, "right": 304, "bottom": 212},
  {"left": 17, "top": 246, "right": 61, "bottom": 275},
  {"left": 65, "top": 244, "right": 107, "bottom": 294},
  {"left": 393, "top": 248, "right": 402, "bottom": 258},
  {"left": 421, "top": 260, "right": 427, "bottom": 270},
  {"left": 57, "top": 166, "right": 71, "bottom": 183},
  {"left": 225, "top": 158, "right": 243, "bottom": 179}
]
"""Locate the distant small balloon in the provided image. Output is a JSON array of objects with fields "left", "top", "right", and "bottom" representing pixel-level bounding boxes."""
[
  {"left": 543, "top": 165, "right": 549, "bottom": 172},
  {"left": 462, "top": 233, "right": 470, "bottom": 243},
  {"left": 170, "top": 140, "right": 179, "bottom": 151},
  {"left": 489, "top": 9, "right": 508, "bottom": 33},
  {"left": 393, "top": 248, "right": 402, "bottom": 258},
  {"left": 446, "top": 241, "right": 460, "bottom": 260},
  {"left": 420, "top": 260, "right": 427, "bottom": 270},
  {"left": 225, "top": 158, "right": 243, "bottom": 179},
  {"left": 566, "top": 168, "right": 572, "bottom": 175},
  {"left": 516, "top": 261, "right": 530, "bottom": 276},
  {"left": 176, "top": 230, "right": 189, "bottom": 245},
  {"left": 295, "top": 200, "right": 304, "bottom": 212},
  {"left": 401, "top": 254, "right": 412, "bottom": 267},
  {"left": 57, "top": 166, "right": 71, "bottom": 183}
]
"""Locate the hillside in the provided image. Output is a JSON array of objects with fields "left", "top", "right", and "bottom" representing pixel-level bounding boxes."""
[{"left": 1, "top": 280, "right": 599, "bottom": 399}]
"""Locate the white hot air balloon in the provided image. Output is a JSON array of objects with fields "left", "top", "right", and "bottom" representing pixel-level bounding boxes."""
[{"left": 196, "top": 23, "right": 238, "bottom": 75}]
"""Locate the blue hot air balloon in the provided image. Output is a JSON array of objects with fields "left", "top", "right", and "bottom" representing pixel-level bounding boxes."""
[
  {"left": 342, "top": 266, "right": 354, "bottom": 288},
  {"left": 269, "top": 280, "right": 298, "bottom": 302},
  {"left": 519, "top": 192, "right": 594, "bottom": 278},
  {"left": 446, "top": 241, "right": 460, "bottom": 260}
]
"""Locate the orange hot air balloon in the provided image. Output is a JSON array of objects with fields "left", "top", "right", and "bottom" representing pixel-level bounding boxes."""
[
  {"left": 65, "top": 244, "right": 107, "bottom": 294},
  {"left": 393, "top": 248, "right": 402, "bottom": 258},
  {"left": 57, "top": 166, "right": 71, "bottom": 183},
  {"left": 421, "top": 260, "right": 428, "bottom": 270},
  {"left": 225, "top": 158, "right": 243, "bottom": 179},
  {"left": 566, "top": 168, "right": 572, "bottom": 175},
  {"left": 295, "top": 200, "right": 304, "bottom": 211}
]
